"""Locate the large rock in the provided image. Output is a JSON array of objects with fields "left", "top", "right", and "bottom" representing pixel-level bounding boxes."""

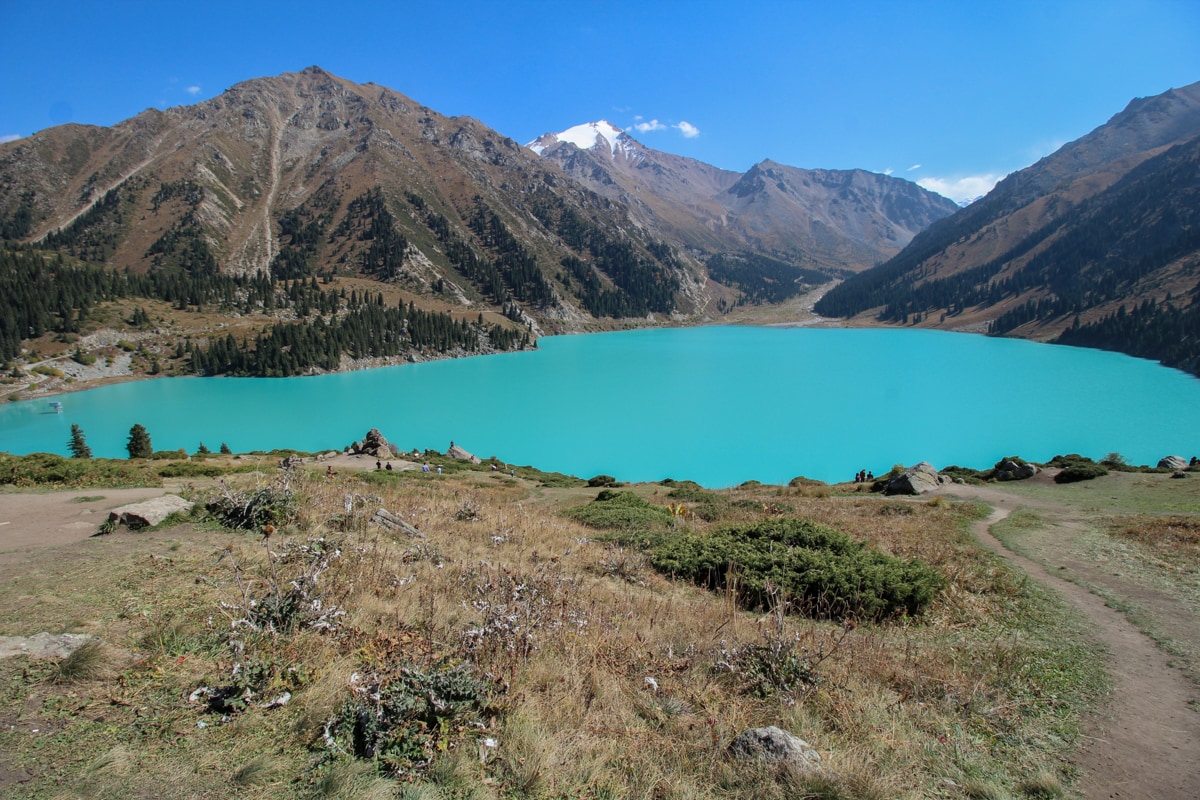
[
  {"left": 728, "top": 726, "right": 825, "bottom": 774},
  {"left": 108, "top": 495, "right": 194, "bottom": 529},
  {"left": 351, "top": 428, "right": 394, "bottom": 459},
  {"left": 0, "top": 632, "right": 97, "bottom": 660},
  {"left": 1158, "top": 455, "right": 1188, "bottom": 470},
  {"left": 994, "top": 459, "right": 1038, "bottom": 481},
  {"left": 446, "top": 442, "right": 481, "bottom": 464},
  {"left": 883, "top": 462, "right": 942, "bottom": 495}
]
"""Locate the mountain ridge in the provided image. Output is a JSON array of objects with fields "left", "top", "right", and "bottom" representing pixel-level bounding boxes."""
[
  {"left": 526, "top": 120, "right": 961, "bottom": 274},
  {"left": 814, "top": 80, "right": 1200, "bottom": 374}
]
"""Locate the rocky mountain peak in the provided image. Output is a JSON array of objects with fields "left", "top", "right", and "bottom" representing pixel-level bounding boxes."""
[{"left": 527, "top": 120, "right": 637, "bottom": 159}]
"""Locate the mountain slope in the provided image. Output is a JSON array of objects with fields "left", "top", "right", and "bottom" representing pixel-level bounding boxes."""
[
  {"left": 815, "top": 82, "right": 1200, "bottom": 334},
  {"left": 527, "top": 121, "right": 960, "bottom": 274},
  {"left": 0, "top": 68, "right": 693, "bottom": 330}
]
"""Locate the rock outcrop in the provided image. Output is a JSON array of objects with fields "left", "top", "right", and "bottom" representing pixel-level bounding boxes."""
[
  {"left": 1158, "top": 455, "right": 1188, "bottom": 470},
  {"left": 883, "top": 462, "right": 943, "bottom": 495},
  {"left": 727, "top": 726, "right": 826, "bottom": 775},
  {"left": 107, "top": 495, "right": 194, "bottom": 529},
  {"left": 994, "top": 459, "right": 1038, "bottom": 481},
  {"left": 446, "top": 442, "right": 481, "bottom": 464},
  {"left": 350, "top": 428, "right": 394, "bottom": 459}
]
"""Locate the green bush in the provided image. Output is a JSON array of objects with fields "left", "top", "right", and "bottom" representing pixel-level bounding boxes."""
[
  {"left": 564, "top": 491, "right": 674, "bottom": 530},
  {"left": 940, "top": 465, "right": 986, "bottom": 484},
  {"left": 666, "top": 486, "right": 719, "bottom": 502},
  {"left": 587, "top": 474, "right": 620, "bottom": 487},
  {"left": 649, "top": 518, "right": 945, "bottom": 620},
  {"left": 158, "top": 462, "right": 226, "bottom": 478},
  {"left": 1054, "top": 463, "right": 1109, "bottom": 483},
  {"left": 1047, "top": 454, "right": 1109, "bottom": 483},
  {"left": 0, "top": 453, "right": 159, "bottom": 487}
]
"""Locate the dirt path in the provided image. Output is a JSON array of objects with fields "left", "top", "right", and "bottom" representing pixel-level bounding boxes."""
[
  {"left": 941, "top": 484, "right": 1200, "bottom": 799},
  {"left": 0, "top": 487, "right": 185, "bottom": 563}
]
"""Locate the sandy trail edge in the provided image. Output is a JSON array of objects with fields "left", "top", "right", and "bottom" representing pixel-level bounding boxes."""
[{"left": 942, "top": 485, "right": 1200, "bottom": 800}]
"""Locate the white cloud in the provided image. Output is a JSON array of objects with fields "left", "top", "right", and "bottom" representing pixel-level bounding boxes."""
[
  {"left": 675, "top": 120, "right": 700, "bottom": 138},
  {"left": 186, "top": 85, "right": 201, "bottom": 96},
  {"left": 632, "top": 119, "right": 666, "bottom": 133},
  {"left": 917, "top": 173, "right": 1005, "bottom": 205},
  {"left": 883, "top": 168, "right": 894, "bottom": 176},
  {"left": 907, "top": 163, "right": 922, "bottom": 171},
  {"left": 0, "top": 134, "right": 22, "bottom": 143}
]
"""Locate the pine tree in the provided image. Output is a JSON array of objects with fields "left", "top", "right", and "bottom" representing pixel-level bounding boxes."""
[
  {"left": 126, "top": 424, "right": 153, "bottom": 459},
  {"left": 68, "top": 424, "right": 92, "bottom": 459},
  {"left": 196, "top": 441, "right": 210, "bottom": 455},
  {"left": 219, "top": 442, "right": 232, "bottom": 454}
]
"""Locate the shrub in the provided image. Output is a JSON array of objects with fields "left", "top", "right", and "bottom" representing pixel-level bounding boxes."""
[
  {"left": 0, "top": 453, "right": 158, "bottom": 488},
  {"left": 157, "top": 462, "right": 225, "bottom": 478},
  {"left": 564, "top": 491, "right": 674, "bottom": 530},
  {"left": 587, "top": 474, "right": 619, "bottom": 487},
  {"left": 205, "top": 485, "right": 297, "bottom": 529},
  {"left": 1047, "top": 453, "right": 1109, "bottom": 483},
  {"left": 940, "top": 465, "right": 986, "bottom": 484},
  {"left": 1055, "top": 463, "right": 1109, "bottom": 483},
  {"left": 787, "top": 476, "right": 826, "bottom": 488},
  {"left": 323, "top": 663, "right": 491, "bottom": 778},
  {"left": 648, "top": 518, "right": 945, "bottom": 620}
]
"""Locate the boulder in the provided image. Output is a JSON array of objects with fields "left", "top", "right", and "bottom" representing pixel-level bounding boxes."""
[
  {"left": 446, "top": 443, "right": 481, "bottom": 464},
  {"left": 351, "top": 428, "right": 394, "bottom": 459},
  {"left": 994, "top": 459, "right": 1038, "bottom": 481},
  {"left": 0, "top": 632, "right": 97, "bottom": 660},
  {"left": 1171, "top": 471, "right": 1188, "bottom": 479},
  {"left": 728, "top": 726, "right": 825, "bottom": 775},
  {"left": 883, "top": 462, "right": 941, "bottom": 496},
  {"left": 1158, "top": 455, "right": 1188, "bottom": 471},
  {"left": 107, "top": 495, "right": 194, "bottom": 529}
]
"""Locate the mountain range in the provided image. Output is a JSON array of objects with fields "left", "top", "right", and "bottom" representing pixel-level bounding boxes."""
[
  {"left": 527, "top": 121, "right": 960, "bottom": 275},
  {"left": 2, "top": 67, "right": 1198, "bottom": 377},
  {"left": 0, "top": 67, "right": 957, "bottom": 332}
]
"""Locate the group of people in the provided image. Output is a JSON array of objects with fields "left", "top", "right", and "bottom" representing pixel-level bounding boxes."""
[
  {"left": 375, "top": 461, "right": 394, "bottom": 471},
  {"left": 853, "top": 469, "right": 875, "bottom": 483}
]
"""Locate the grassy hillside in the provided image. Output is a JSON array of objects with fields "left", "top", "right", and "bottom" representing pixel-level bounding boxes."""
[{"left": 0, "top": 451, "right": 1142, "bottom": 798}]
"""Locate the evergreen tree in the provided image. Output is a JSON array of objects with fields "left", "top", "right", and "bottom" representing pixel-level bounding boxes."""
[
  {"left": 127, "top": 424, "right": 153, "bottom": 459},
  {"left": 68, "top": 424, "right": 92, "bottom": 459},
  {"left": 196, "top": 441, "right": 210, "bottom": 455},
  {"left": 219, "top": 442, "right": 232, "bottom": 454}
]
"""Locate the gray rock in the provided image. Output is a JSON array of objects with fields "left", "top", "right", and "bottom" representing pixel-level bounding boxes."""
[
  {"left": 107, "top": 495, "right": 194, "bottom": 529},
  {"left": 728, "top": 726, "right": 824, "bottom": 774},
  {"left": 351, "top": 428, "right": 394, "bottom": 459},
  {"left": 995, "top": 459, "right": 1038, "bottom": 481},
  {"left": 0, "top": 632, "right": 97, "bottom": 660},
  {"left": 1158, "top": 455, "right": 1188, "bottom": 470},
  {"left": 446, "top": 443, "right": 481, "bottom": 464},
  {"left": 883, "top": 462, "right": 941, "bottom": 495},
  {"left": 1171, "top": 471, "right": 1188, "bottom": 479}
]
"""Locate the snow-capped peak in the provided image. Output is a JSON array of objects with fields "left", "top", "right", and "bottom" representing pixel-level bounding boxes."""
[{"left": 527, "top": 120, "right": 635, "bottom": 158}]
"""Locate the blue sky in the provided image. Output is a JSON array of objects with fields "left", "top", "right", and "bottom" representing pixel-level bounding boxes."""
[{"left": 1, "top": 1, "right": 1198, "bottom": 203}]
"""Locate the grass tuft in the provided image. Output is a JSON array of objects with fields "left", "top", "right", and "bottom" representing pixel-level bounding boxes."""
[{"left": 53, "top": 639, "right": 108, "bottom": 683}]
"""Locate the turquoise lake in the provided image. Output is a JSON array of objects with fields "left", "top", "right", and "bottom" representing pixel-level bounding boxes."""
[{"left": 2, "top": 326, "right": 1199, "bottom": 487}]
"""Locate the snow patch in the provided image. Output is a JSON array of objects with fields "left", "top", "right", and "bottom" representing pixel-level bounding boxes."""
[{"left": 527, "top": 121, "right": 635, "bottom": 159}]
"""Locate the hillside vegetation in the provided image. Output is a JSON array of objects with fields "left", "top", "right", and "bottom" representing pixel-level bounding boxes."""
[{"left": 0, "top": 452, "right": 1119, "bottom": 799}]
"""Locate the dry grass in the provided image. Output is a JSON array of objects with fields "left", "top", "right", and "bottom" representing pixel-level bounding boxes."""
[
  {"left": 1109, "top": 515, "right": 1200, "bottom": 569},
  {"left": 0, "top": 465, "right": 1105, "bottom": 799}
]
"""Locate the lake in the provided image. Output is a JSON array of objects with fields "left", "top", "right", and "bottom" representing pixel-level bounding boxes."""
[{"left": 2, "top": 326, "right": 1198, "bottom": 486}]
